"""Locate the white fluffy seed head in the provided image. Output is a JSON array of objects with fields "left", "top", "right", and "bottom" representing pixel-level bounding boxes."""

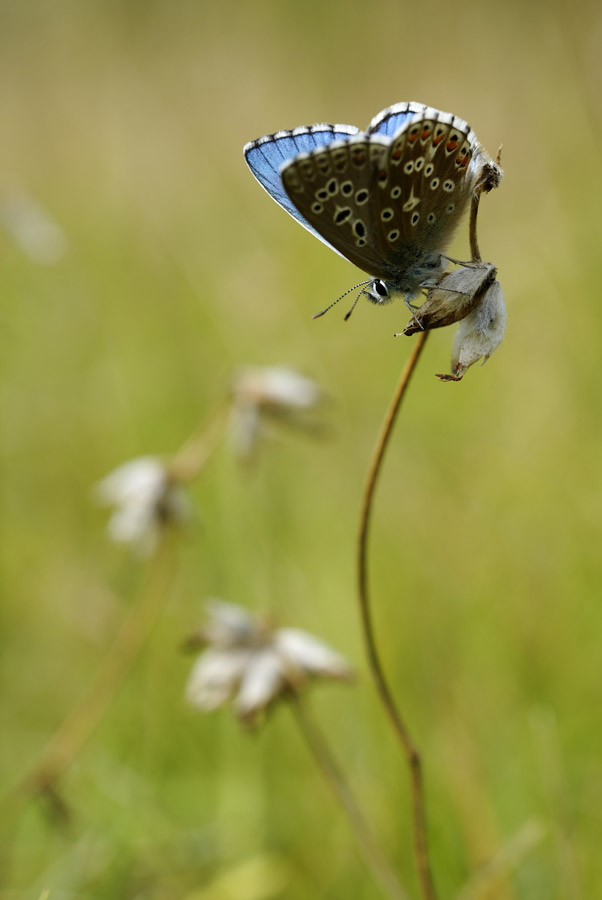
[
  {"left": 451, "top": 280, "right": 506, "bottom": 378},
  {"left": 185, "top": 600, "right": 353, "bottom": 724},
  {"left": 94, "top": 456, "right": 190, "bottom": 555}
]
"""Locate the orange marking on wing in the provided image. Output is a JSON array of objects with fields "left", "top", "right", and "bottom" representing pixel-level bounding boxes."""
[
  {"left": 446, "top": 139, "right": 459, "bottom": 151},
  {"left": 432, "top": 133, "right": 445, "bottom": 145}
]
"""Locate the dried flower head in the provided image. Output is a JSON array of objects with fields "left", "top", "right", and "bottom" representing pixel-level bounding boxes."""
[
  {"left": 401, "top": 262, "right": 506, "bottom": 382},
  {"left": 95, "top": 456, "right": 190, "bottom": 555},
  {"left": 439, "top": 279, "right": 506, "bottom": 381},
  {"left": 403, "top": 263, "right": 497, "bottom": 335},
  {"left": 229, "top": 366, "right": 326, "bottom": 457},
  {"left": 186, "top": 600, "right": 353, "bottom": 724}
]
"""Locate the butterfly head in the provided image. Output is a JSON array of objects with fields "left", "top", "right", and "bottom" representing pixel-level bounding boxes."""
[
  {"left": 313, "top": 263, "right": 444, "bottom": 322},
  {"left": 312, "top": 278, "right": 395, "bottom": 321},
  {"left": 364, "top": 278, "right": 394, "bottom": 306}
]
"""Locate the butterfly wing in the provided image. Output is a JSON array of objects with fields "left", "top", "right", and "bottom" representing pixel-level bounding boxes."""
[
  {"left": 279, "top": 134, "right": 395, "bottom": 277},
  {"left": 367, "top": 101, "right": 429, "bottom": 138},
  {"left": 244, "top": 125, "right": 359, "bottom": 257},
  {"left": 245, "top": 105, "right": 499, "bottom": 291},
  {"left": 277, "top": 109, "right": 481, "bottom": 283},
  {"left": 370, "top": 109, "right": 479, "bottom": 281}
]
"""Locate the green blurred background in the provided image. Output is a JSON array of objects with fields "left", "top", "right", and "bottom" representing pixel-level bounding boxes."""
[{"left": 2, "top": 0, "right": 602, "bottom": 897}]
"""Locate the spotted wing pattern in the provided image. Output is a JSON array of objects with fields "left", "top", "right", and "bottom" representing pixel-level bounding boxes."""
[
  {"left": 279, "top": 108, "right": 479, "bottom": 285},
  {"left": 244, "top": 124, "right": 359, "bottom": 257},
  {"left": 280, "top": 134, "right": 391, "bottom": 275}
]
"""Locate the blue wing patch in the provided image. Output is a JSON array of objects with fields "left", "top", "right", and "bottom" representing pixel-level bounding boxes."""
[
  {"left": 366, "top": 101, "right": 427, "bottom": 137},
  {"left": 244, "top": 124, "right": 359, "bottom": 256}
]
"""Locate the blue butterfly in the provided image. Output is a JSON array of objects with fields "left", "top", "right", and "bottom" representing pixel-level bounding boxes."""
[{"left": 244, "top": 102, "right": 500, "bottom": 317}]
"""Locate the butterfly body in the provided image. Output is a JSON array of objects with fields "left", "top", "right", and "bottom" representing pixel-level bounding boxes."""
[{"left": 244, "top": 102, "right": 500, "bottom": 314}]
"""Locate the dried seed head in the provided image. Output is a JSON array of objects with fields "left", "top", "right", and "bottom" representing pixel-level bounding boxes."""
[
  {"left": 229, "top": 366, "right": 327, "bottom": 458},
  {"left": 437, "top": 279, "right": 506, "bottom": 381},
  {"left": 186, "top": 600, "right": 353, "bottom": 725},
  {"left": 403, "top": 263, "right": 497, "bottom": 335},
  {"left": 94, "top": 456, "right": 190, "bottom": 555}
]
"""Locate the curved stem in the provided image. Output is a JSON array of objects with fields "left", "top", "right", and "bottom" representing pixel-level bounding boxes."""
[
  {"left": 3, "top": 396, "right": 227, "bottom": 823},
  {"left": 4, "top": 534, "right": 178, "bottom": 808},
  {"left": 290, "top": 694, "right": 411, "bottom": 900},
  {"left": 357, "top": 331, "right": 435, "bottom": 900},
  {"left": 469, "top": 158, "right": 502, "bottom": 264}
]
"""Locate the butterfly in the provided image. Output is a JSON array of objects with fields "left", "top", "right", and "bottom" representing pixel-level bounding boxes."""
[{"left": 244, "top": 101, "right": 501, "bottom": 318}]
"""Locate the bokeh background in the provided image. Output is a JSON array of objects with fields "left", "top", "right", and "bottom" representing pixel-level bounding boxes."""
[{"left": 2, "top": 0, "right": 602, "bottom": 897}]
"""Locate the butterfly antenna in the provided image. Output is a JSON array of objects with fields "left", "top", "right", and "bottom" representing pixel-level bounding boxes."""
[
  {"left": 344, "top": 286, "right": 368, "bottom": 321},
  {"left": 312, "top": 280, "right": 370, "bottom": 320}
]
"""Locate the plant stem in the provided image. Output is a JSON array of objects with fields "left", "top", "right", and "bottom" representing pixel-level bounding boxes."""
[
  {"left": 357, "top": 331, "right": 435, "bottom": 900},
  {"left": 4, "top": 534, "right": 178, "bottom": 807},
  {"left": 168, "top": 395, "right": 230, "bottom": 483},
  {"left": 3, "top": 396, "right": 227, "bottom": 824},
  {"left": 469, "top": 193, "right": 482, "bottom": 263},
  {"left": 469, "top": 155, "right": 503, "bottom": 264},
  {"left": 290, "top": 693, "right": 411, "bottom": 900},
  {"left": 455, "top": 819, "right": 545, "bottom": 900}
]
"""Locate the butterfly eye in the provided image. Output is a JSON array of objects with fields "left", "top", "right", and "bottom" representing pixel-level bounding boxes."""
[{"left": 365, "top": 278, "right": 391, "bottom": 307}]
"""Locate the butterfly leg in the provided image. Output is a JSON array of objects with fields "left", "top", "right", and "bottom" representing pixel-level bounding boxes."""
[
  {"left": 441, "top": 254, "right": 489, "bottom": 270},
  {"left": 401, "top": 295, "right": 424, "bottom": 332}
]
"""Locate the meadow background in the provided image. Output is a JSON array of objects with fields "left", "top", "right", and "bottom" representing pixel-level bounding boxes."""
[{"left": 2, "top": 0, "right": 602, "bottom": 897}]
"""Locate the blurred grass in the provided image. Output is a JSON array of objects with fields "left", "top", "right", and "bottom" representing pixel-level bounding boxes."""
[{"left": 2, "top": 0, "right": 602, "bottom": 897}]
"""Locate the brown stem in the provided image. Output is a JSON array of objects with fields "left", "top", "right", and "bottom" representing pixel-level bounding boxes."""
[
  {"left": 469, "top": 155, "right": 503, "bottom": 264},
  {"left": 167, "top": 395, "right": 230, "bottom": 483},
  {"left": 357, "top": 331, "right": 435, "bottom": 900},
  {"left": 3, "top": 395, "right": 228, "bottom": 827},
  {"left": 290, "top": 694, "right": 411, "bottom": 900},
  {"left": 469, "top": 193, "right": 482, "bottom": 263},
  {"left": 4, "top": 534, "right": 178, "bottom": 808}
]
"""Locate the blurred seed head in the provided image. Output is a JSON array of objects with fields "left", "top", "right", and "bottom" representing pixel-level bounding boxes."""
[
  {"left": 0, "top": 185, "right": 67, "bottom": 265},
  {"left": 229, "top": 366, "right": 327, "bottom": 458},
  {"left": 186, "top": 600, "right": 353, "bottom": 725},
  {"left": 94, "top": 456, "right": 190, "bottom": 555}
]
